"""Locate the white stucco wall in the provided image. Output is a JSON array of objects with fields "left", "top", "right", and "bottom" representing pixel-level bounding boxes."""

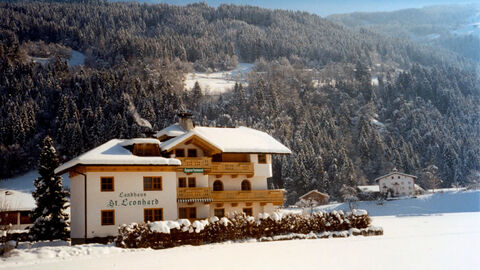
[
  {"left": 378, "top": 173, "right": 416, "bottom": 196},
  {"left": 70, "top": 171, "right": 177, "bottom": 238},
  {"left": 70, "top": 174, "right": 85, "bottom": 239}
]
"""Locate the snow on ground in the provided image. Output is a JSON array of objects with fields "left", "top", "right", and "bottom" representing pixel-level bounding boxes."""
[
  {"left": 28, "top": 50, "right": 85, "bottom": 67},
  {"left": 184, "top": 63, "right": 253, "bottom": 94},
  {"left": 67, "top": 50, "right": 85, "bottom": 67},
  {"left": 0, "top": 171, "right": 70, "bottom": 192},
  {"left": 284, "top": 190, "right": 480, "bottom": 217},
  {"left": 1, "top": 212, "right": 478, "bottom": 270}
]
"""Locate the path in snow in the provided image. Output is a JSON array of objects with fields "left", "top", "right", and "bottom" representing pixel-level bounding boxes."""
[{"left": 1, "top": 212, "right": 479, "bottom": 270}]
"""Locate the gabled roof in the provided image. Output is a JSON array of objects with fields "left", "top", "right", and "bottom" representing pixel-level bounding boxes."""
[
  {"left": 299, "top": 189, "right": 330, "bottom": 200},
  {"left": 54, "top": 139, "right": 180, "bottom": 174},
  {"left": 154, "top": 123, "right": 186, "bottom": 139},
  {"left": 159, "top": 126, "right": 291, "bottom": 154},
  {"left": 0, "top": 189, "right": 35, "bottom": 211},
  {"left": 374, "top": 171, "right": 417, "bottom": 182}
]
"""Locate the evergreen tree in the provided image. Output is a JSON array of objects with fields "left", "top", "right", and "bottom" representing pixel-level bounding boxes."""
[{"left": 30, "top": 136, "right": 69, "bottom": 241}]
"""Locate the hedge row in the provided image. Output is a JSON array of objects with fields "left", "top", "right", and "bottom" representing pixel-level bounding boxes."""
[{"left": 116, "top": 210, "right": 373, "bottom": 249}]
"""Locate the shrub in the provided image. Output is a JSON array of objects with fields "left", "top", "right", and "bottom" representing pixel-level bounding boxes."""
[{"left": 116, "top": 210, "right": 372, "bottom": 249}]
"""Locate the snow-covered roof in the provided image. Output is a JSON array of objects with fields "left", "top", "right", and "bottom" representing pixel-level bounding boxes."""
[
  {"left": 160, "top": 126, "right": 291, "bottom": 154},
  {"left": 299, "top": 190, "right": 330, "bottom": 200},
  {"left": 374, "top": 171, "right": 417, "bottom": 182},
  {"left": 0, "top": 189, "right": 35, "bottom": 211},
  {"left": 154, "top": 123, "right": 186, "bottom": 138},
  {"left": 119, "top": 138, "right": 161, "bottom": 147},
  {"left": 357, "top": 185, "right": 380, "bottom": 193},
  {"left": 54, "top": 139, "right": 181, "bottom": 174}
]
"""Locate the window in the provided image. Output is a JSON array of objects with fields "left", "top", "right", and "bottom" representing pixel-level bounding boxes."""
[
  {"left": 178, "top": 177, "right": 187, "bottom": 188},
  {"left": 144, "top": 177, "right": 162, "bottom": 191},
  {"left": 213, "top": 180, "right": 223, "bottom": 191},
  {"left": 214, "top": 208, "right": 225, "bottom": 217},
  {"left": 19, "top": 211, "right": 31, "bottom": 224},
  {"left": 0, "top": 212, "right": 18, "bottom": 225},
  {"left": 398, "top": 176, "right": 401, "bottom": 179},
  {"left": 101, "top": 177, "right": 114, "bottom": 192},
  {"left": 243, "top": 208, "right": 253, "bottom": 217},
  {"left": 258, "top": 154, "right": 267, "bottom": 164},
  {"left": 144, "top": 208, "right": 163, "bottom": 222},
  {"left": 187, "top": 149, "right": 197, "bottom": 157},
  {"left": 175, "top": 149, "right": 185, "bottom": 157},
  {"left": 101, "top": 210, "right": 115, "bottom": 226},
  {"left": 241, "top": 180, "right": 251, "bottom": 191},
  {"left": 188, "top": 177, "right": 196, "bottom": 187},
  {"left": 179, "top": 207, "right": 197, "bottom": 219}
]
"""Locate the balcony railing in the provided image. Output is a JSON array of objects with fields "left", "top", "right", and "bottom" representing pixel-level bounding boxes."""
[
  {"left": 212, "top": 189, "right": 284, "bottom": 205},
  {"left": 177, "top": 157, "right": 212, "bottom": 168},
  {"left": 177, "top": 188, "right": 284, "bottom": 205},
  {"left": 177, "top": 187, "right": 212, "bottom": 203},
  {"left": 210, "top": 162, "right": 254, "bottom": 175}
]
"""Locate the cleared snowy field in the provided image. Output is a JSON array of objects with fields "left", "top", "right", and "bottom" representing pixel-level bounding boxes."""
[
  {"left": 184, "top": 63, "right": 253, "bottom": 94},
  {"left": 1, "top": 212, "right": 479, "bottom": 270},
  {"left": 284, "top": 190, "right": 480, "bottom": 216}
]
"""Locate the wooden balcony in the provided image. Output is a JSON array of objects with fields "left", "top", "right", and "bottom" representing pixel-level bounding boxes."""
[
  {"left": 177, "top": 187, "right": 212, "bottom": 203},
  {"left": 212, "top": 190, "right": 284, "bottom": 205},
  {"left": 176, "top": 157, "right": 212, "bottom": 168},
  {"left": 210, "top": 162, "right": 254, "bottom": 176}
]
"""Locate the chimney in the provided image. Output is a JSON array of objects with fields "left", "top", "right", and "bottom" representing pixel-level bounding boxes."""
[{"left": 178, "top": 111, "right": 194, "bottom": 131}]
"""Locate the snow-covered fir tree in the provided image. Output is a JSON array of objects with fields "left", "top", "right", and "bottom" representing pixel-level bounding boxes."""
[{"left": 30, "top": 136, "right": 69, "bottom": 241}]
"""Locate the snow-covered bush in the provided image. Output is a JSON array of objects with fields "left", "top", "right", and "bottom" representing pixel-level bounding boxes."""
[{"left": 116, "top": 210, "right": 372, "bottom": 249}]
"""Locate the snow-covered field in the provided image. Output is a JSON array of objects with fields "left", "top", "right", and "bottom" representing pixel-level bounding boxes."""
[
  {"left": 2, "top": 171, "right": 478, "bottom": 270},
  {"left": 284, "top": 190, "right": 480, "bottom": 216},
  {"left": 184, "top": 63, "right": 253, "bottom": 94},
  {"left": 1, "top": 211, "right": 478, "bottom": 270},
  {"left": 28, "top": 50, "right": 85, "bottom": 67}
]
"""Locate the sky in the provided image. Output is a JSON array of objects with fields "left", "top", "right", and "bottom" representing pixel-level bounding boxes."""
[{"left": 130, "top": 0, "right": 480, "bottom": 16}]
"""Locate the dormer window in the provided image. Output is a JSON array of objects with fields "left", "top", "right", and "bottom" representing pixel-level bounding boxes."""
[{"left": 133, "top": 144, "right": 160, "bottom": 156}]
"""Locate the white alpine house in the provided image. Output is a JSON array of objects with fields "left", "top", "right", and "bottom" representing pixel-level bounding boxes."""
[{"left": 54, "top": 112, "right": 291, "bottom": 244}]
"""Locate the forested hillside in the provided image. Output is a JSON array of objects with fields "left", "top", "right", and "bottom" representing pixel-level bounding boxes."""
[
  {"left": 0, "top": 1, "right": 479, "bottom": 202},
  {"left": 328, "top": 5, "right": 480, "bottom": 63}
]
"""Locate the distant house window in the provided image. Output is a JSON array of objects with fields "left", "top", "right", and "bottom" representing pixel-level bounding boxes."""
[
  {"left": 398, "top": 176, "right": 400, "bottom": 179},
  {"left": 144, "top": 177, "right": 162, "bottom": 191},
  {"left": 175, "top": 149, "right": 185, "bottom": 157},
  {"left": 188, "top": 177, "right": 196, "bottom": 188},
  {"left": 241, "top": 180, "right": 251, "bottom": 191},
  {"left": 213, "top": 180, "right": 223, "bottom": 191},
  {"left": 214, "top": 208, "right": 225, "bottom": 217},
  {"left": 19, "top": 211, "right": 31, "bottom": 224},
  {"left": 188, "top": 149, "right": 197, "bottom": 157},
  {"left": 0, "top": 211, "right": 18, "bottom": 225},
  {"left": 179, "top": 207, "right": 197, "bottom": 219},
  {"left": 258, "top": 154, "right": 267, "bottom": 164},
  {"left": 101, "top": 210, "right": 115, "bottom": 226},
  {"left": 243, "top": 208, "right": 253, "bottom": 216},
  {"left": 144, "top": 208, "right": 163, "bottom": 222},
  {"left": 391, "top": 176, "right": 394, "bottom": 179},
  {"left": 101, "top": 177, "right": 114, "bottom": 192},
  {"left": 178, "top": 177, "right": 187, "bottom": 188}
]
